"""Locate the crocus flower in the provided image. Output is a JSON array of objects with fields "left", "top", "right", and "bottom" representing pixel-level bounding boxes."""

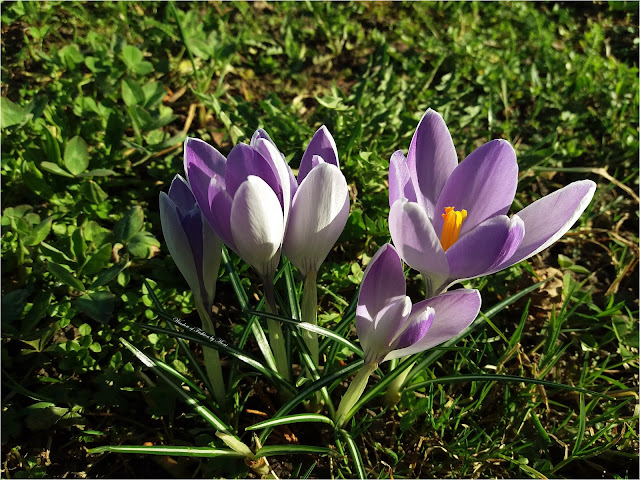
[
  {"left": 336, "top": 242, "right": 481, "bottom": 427},
  {"left": 159, "top": 174, "right": 225, "bottom": 404},
  {"left": 184, "top": 130, "right": 293, "bottom": 280},
  {"left": 356, "top": 243, "right": 481, "bottom": 364},
  {"left": 283, "top": 126, "right": 350, "bottom": 279},
  {"left": 389, "top": 108, "right": 596, "bottom": 296},
  {"left": 159, "top": 175, "right": 222, "bottom": 313}
]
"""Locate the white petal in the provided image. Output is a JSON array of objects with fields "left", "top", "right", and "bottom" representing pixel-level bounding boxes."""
[
  {"left": 230, "top": 176, "right": 284, "bottom": 278},
  {"left": 283, "top": 163, "right": 349, "bottom": 276}
]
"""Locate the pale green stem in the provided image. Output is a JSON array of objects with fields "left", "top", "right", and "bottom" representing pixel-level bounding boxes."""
[
  {"left": 263, "top": 277, "right": 291, "bottom": 382},
  {"left": 301, "top": 272, "right": 319, "bottom": 366},
  {"left": 195, "top": 301, "right": 226, "bottom": 407},
  {"left": 335, "top": 362, "right": 378, "bottom": 428},
  {"left": 383, "top": 360, "right": 415, "bottom": 406}
]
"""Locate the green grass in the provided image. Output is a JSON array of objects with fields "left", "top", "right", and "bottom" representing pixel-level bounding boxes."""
[{"left": 2, "top": 1, "right": 638, "bottom": 478}]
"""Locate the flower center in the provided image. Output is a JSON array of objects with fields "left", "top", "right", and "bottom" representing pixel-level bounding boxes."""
[{"left": 440, "top": 206, "right": 467, "bottom": 251}]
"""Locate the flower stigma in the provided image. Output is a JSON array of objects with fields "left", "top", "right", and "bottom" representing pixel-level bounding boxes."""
[{"left": 440, "top": 207, "right": 467, "bottom": 251}]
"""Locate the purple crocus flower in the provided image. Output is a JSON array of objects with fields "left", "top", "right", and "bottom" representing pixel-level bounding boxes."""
[
  {"left": 389, "top": 108, "right": 597, "bottom": 296},
  {"left": 159, "top": 175, "right": 222, "bottom": 312},
  {"left": 184, "top": 130, "right": 293, "bottom": 280},
  {"left": 283, "top": 126, "right": 350, "bottom": 279},
  {"left": 356, "top": 243, "right": 481, "bottom": 364}
]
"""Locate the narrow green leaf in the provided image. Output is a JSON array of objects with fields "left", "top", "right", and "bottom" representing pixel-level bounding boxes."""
[
  {"left": 47, "top": 262, "right": 85, "bottom": 291},
  {"left": 248, "top": 310, "right": 363, "bottom": 357},
  {"left": 87, "top": 445, "right": 245, "bottom": 458},
  {"left": 119, "top": 338, "right": 233, "bottom": 433},
  {"left": 246, "top": 413, "right": 334, "bottom": 431},
  {"left": 64, "top": 136, "right": 90, "bottom": 176},
  {"left": 338, "top": 429, "right": 367, "bottom": 479},
  {"left": 405, "top": 374, "right": 614, "bottom": 399},
  {"left": 139, "top": 322, "right": 295, "bottom": 395},
  {"left": 255, "top": 445, "right": 338, "bottom": 458}
]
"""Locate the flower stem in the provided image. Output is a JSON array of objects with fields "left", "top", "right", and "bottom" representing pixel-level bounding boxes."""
[
  {"left": 301, "top": 272, "right": 319, "bottom": 366},
  {"left": 195, "top": 301, "right": 226, "bottom": 407},
  {"left": 383, "top": 360, "right": 415, "bottom": 406},
  {"left": 335, "top": 362, "right": 378, "bottom": 428},
  {"left": 263, "top": 277, "right": 291, "bottom": 382}
]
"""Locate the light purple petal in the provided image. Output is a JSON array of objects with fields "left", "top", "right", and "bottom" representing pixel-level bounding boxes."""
[
  {"left": 500, "top": 180, "right": 597, "bottom": 267},
  {"left": 205, "top": 176, "right": 236, "bottom": 251},
  {"left": 445, "top": 215, "right": 518, "bottom": 280},
  {"left": 168, "top": 175, "right": 196, "bottom": 215},
  {"left": 159, "top": 192, "right": 199, "bottom": 295},
  {"left": 407, "top": 109, "right": 458, "bottom": 219},
  {"left": 298, "top": 126, "right": 339, "bottom": 183},
  {"left": 389, "top": 199, "right": 450, "bottom": 294},
  {"left": 184, "top": 137, "right": 226, "bottom": 187},
  {"left": 225, "top": 143, "right": 281, "bottom": 199},
  {"left": 252, "top": 138, "right": 292, "bottom": 226},
  {"left": 433, "top": 139, "right": 518, "bottom": 237},
  {"left": 201, "top": 216, "right": 223, "bottom": 306},
  {"left": 355, "top": 243, "right": 407, "bottom": 344},
  {"left": 389, "top": 304, "right": 434, "bottom": 351},
  {"left": 384, "top": 289, "right": 481, "bottom": 360},
  {"left": 389, "top": 150, "right": 417, "bottom": 207},
  {"left": 230, "top": 176, "right": 284, "bottom": 278},
  {"left": 250, "top": 128, "right": 276, "bottom": 147},
  {"left": 360, "top": 295, "right": 411, "bottom": 364},
  {"left": 283, "top": 163, "right": 349, "bottom": 277}
]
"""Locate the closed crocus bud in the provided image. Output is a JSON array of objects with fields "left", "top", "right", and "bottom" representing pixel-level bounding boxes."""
[
  {"left": 283, "top": 161, "right": 350, "bottom": 278},
  {"left": 389, "top": 108, "right": 596, "bottom": 297},
  {"left": 159, "top": 175, "right": 222, "bottom": 310},
  {"left": 185, "top": 133, "right": 293, "bottom": 280}
]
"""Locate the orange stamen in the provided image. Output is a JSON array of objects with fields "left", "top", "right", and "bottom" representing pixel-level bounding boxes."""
[{"left": 440, "top": 207, "right": 467, "bottom": 251}]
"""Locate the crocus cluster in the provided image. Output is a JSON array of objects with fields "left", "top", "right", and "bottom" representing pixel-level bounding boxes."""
[
  {"left": 159, "top": 107, "right": 596, "bottom": 425},
  {"left": 183, "top": 126, "right": 349, "bottom": 286}
]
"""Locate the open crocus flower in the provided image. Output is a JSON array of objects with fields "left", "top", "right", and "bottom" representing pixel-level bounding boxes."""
[
  {"left": 283, "top": 126, "right": 350, "bottom": 279},
  {"left": 389, "top": 108, "right": 597, "bottom": 296},
  {"left": 185, "top": 130, "right": 293, "bottom": 280},
  {"left": 356, "top": 243, "right": 481, "bottom": 364},
  {"left": 159, "top": 175, "right": 222, "bottom": 313}
]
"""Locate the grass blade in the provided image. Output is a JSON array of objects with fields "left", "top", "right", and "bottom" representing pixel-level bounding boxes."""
[
  {"left": 255, "top": 444, "right": 338, "bottom": 458},
  {"left": 87, "top": 445, "right": 245, "bottom": 458},
  {"left": 246, "top": 413, "right": 335, "bottom": 430},
  {"left": 338, "top": 429, "right": 366, "bottom": 479}
]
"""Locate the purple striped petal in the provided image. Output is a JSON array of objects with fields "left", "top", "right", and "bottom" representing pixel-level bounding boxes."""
[
  {"left": 407, "top": 109, "right": 458, "bottom": 219},
  {"left": 201, "top": 217, "right": 223, "bottom": 306},
  {"left": 389, "top": 304, "right": 434, "bottom": 351},
  {"left": 356, "top": 244, "right": 407, "bottom": 344},
  {"left": 385, "top": 289, "right": 481, "bottom": 360},
  {"left": 225, "top": 143, "right": 281, "bottom": 199},
  {"left": 252, "top": 138, "right": 292, "bottom": 225},
  {"left": 168, "top": 175, "right": 196, "bottom": 215},
  {"left": 298, "top": 126, "right": 339, "bottom": 183},
  {"left": 499, "top": 180, "right": 597, "bottom": 268},
  {"left": 433, "top": 139, "right": 518, "bottom": 237},
  {"left": 389, "top": 199, "right": 450, "bottom": 294},
  {"left": 184, "top": 137, "right": 226, "bottom": 187},
  {"left": 206, "top": 176, "right": 236, "bottom": 251},
  {"left": 446, "top": 215, "right": 520, "bottom": 280},
  {"left": 250, "top": 128, "right": 276, "bottom": 147},
  {"left": 389, "top": 150, "right": 417, "bottom": 207}
]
